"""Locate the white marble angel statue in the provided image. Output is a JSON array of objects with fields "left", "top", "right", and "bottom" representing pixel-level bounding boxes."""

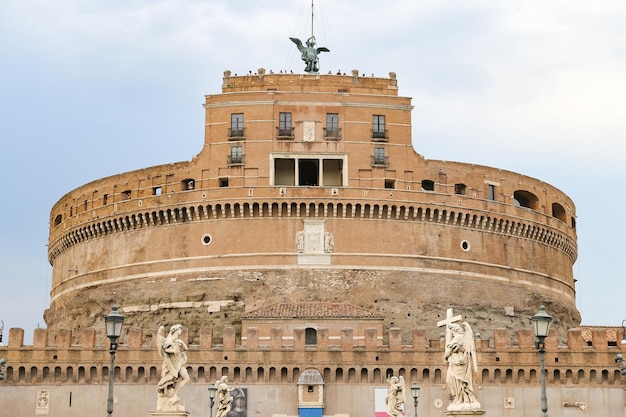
[
  {"left": 215, "top": 375, "right": 234, "bottom": 417},
  {"left": 385, "top": 375, "right": 406, "bottom": 417},
  {"left": 156, "top": 324, "right": 190, "bottom": 412},
  {"left": 444, "top": 322, "right": 480, "bottom": 410}
]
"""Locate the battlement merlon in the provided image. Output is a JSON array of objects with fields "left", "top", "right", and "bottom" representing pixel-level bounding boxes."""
[
  {"left": 2, "top": 326, "right": 623, "bottom": 354},
  {"left": 221, "top": 69, "right": 399, "bottom": 95}
]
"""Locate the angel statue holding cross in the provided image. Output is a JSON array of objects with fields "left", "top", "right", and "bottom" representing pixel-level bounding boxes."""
[{"left": 438, "top": 308, "right": 481, "bottom": 411}]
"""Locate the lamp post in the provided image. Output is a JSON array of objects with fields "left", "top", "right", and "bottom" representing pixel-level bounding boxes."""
[
  {"left": 532, "top": 305, "right": 552, "bottom": 417},
  {"left": 105, "top": 305, "right": 125, "bottom": 417},
  {"left": 410, "top": 383, "right": 420, "bottom": 417},
  {"left": 615, "top": 353, "right": 626, "bottom": 375},
  {"left": 207, "top": 385, "right": 217, "bottom": 417}
]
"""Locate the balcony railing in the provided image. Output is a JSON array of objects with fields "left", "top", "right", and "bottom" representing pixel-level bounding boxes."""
[
  {"left": 228, "top": 154, "right": 245, "bottom": 165},
  {"left": 371, "top": 155, "right": 389, "bottom": 167},
  {"left": 371, "top": 129, "right": 388, "bottom": 142},
  {"left": 324, "top": 128, "right": 342, "bottom": 141},
  {"left": 276, "top": 127, "right": 294, "bottom": 140},
  {"left": 228, "top": 128, "right": 245, "bottom": 140}
]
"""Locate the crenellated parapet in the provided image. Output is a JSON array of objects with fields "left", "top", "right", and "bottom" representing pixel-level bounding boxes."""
[{"left": 1, "top": 326, "right": 623, "bottom": 387}]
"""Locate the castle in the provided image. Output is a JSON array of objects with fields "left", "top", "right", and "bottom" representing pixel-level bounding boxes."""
[{"left": 1, "top": 69, "right": 623, "bottom": 416}]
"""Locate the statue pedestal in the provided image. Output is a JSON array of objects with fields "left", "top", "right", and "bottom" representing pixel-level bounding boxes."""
[
  {"left": 445, "top": 410, "right": 486, "bottom": 417},
  {"left": 149, "top": 411, "right": 190, "bottom": 417}
]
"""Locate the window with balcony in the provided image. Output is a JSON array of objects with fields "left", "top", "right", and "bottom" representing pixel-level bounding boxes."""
[
  {"left": 324, "top": 113, "right": 340, "bottom": 140},
  {"left": 372, "top": 114, "right": 387, "bottom": 141},
  {"left": 277, "top": 112, "right": 293, "bottom": 138},
  {"left": 229, "top": 113, "right": 244, "bottom": 139},
  {"left": 229, "top": 145, "right": 243, "bottom": 165},
  {"left": 372, "top": 147, "right": 388, "bottom": 166}
]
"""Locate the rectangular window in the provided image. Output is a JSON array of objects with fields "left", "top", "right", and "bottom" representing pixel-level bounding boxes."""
[
  {"left": 230, "top": 113, "right": 244, "bottom": 138},
  {"left": 373, "top": 147, "right": 387, "bottom": 165},
  {"left": 325, "top": 113, "right": 340, "bottom": 139},
  {"left": 153, "top": 186, "right": 162, "bottom": 195},
  {"left": 488, "top": 184, "right": 496, "bottom": 200},
  {"left": 273, "top": 156, "right": 345, "bottom": 187},
  {"left": 278, "top": 112, "right": 292, "bottom": 137},
  {"left": 229, "top": 145, "right": 243, "bottom": 164},
  {"left": 372, "top": 115, "right": 386, "bottom": 140},
  {"left": 103, "top": 194, "right": 109, "bottom": 206}
]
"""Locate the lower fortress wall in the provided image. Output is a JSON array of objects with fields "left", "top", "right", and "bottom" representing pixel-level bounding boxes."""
[
  {"left": 1, "top": 326, "right": 625, "bottom": 416},
  {"left": 1, "top": 385, "right": 623, "bottom": 417}
]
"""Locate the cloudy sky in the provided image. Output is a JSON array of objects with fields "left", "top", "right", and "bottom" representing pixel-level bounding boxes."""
[{"left": 1, "top": 0, "right": 625, "bottom": 343}]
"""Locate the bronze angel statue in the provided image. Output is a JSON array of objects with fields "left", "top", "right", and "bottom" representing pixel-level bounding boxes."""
[
  {"left": 385, "top": 375, "right": 406, "bottom": 417},
  {"left": 289, "top": 36, "right": 330, "bottom": 74},
  {"left": 444, "top": 322, "right": 481, "bottom": 410}
]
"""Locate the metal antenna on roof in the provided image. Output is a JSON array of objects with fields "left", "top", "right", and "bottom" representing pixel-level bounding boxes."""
[{"left": 311, "top": 0, "right": 315, "bottom": 38}]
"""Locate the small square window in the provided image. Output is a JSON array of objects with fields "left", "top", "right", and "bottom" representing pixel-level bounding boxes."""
[
  {"left": 219, "top": 178, "right": 229, "bottom": 187},
  {"left": 153, "top": 186, "right": 162, "bottom": 195},
  {"left": 421, "top": 180, "right": 434, "bottom": 191}
]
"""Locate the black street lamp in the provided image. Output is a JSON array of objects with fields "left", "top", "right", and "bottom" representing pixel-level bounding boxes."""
[
  {"left": 208, "top": 385, "right": 217, "bottom": 417},
  {"left": 615, "top": 353, "right": 626, "bottom": 375},
  {"left": 410, "top": 383, "right": 420, "bottom": 417},
  {"left": 105, "top": 305, "right": 125, "bottom": 417},
  {"left": 532, "top": 305, "right": 552, "bottom": 417}
]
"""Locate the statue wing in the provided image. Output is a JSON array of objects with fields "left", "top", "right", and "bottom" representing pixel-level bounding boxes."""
[
  {"left": 316, "top": 47, "right": 330, "bottom": 53},
  {"left": 156, "top": 326, "right": 166, "bottom": 358},
  {"left": 399, "top": 375, "right": 406, "bottom": 403},
  {"left": 289, "top": 37, "right": 305, "bottom": 53},
  {"left": 463, "top": 322, "right": 478, "bottom": 372}
]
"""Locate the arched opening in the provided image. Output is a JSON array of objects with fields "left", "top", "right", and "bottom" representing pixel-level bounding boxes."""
[
  {"left": 551, "top": 202, "right": 567, "bottom": 222},
  {"left": 513, "top": 190, "right": 540, "bottom": 210}
]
